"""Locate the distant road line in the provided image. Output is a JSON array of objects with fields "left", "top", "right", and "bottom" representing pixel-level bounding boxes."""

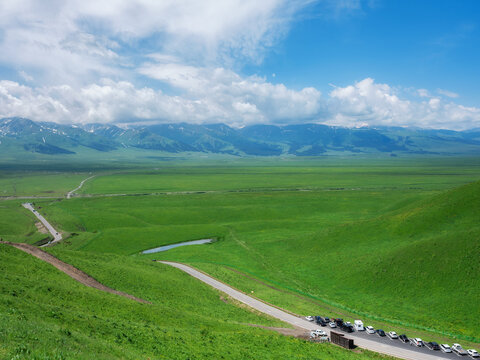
[
  {"left": 160, "top": 261, "right": 451, "bottom": 360},
  {"left": 0, "top": 241, "right": 149, "bottom": 304},
  {"left": 1, "top": 186, "right": 407, "bottom": 202},
  {"left": 67, "top": 175, "right": 95, "bottom": 199},
  {"left": 22, "top": 202, "right": 62, "bottom": 246}
]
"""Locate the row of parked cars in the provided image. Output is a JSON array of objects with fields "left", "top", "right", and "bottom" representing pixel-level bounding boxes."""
[{"left": 305, "top": 316, "right": 478, "bottom": 358}]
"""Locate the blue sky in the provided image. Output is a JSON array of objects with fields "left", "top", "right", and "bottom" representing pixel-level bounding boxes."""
[
  {"left": 254, "top": 0, "right": 480, "bottom": 105},
  {"left": 0, "top": 0, "right": 479, "bottom": 129}
]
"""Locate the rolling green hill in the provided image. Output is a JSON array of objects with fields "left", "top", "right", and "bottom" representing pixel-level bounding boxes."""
[
  {"left": 2, "top": 162, "right": 479, "bottom": 358},
  {"left": 0, "top": 244, "right": 393, "bottom": 360},
  {"left": 28, "top": 167, "right": 479, "bottom": 344},
  {"left": 158, "top": 180, "right": 480, "bottom": 342}
]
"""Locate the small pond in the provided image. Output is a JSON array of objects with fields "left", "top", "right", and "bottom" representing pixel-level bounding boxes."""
[{"left": 142, "top": 239, "right": 213, "bottom": 254}]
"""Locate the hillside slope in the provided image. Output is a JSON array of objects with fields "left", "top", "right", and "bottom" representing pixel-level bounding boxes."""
[
  {"left": 0, "top": 245, "right": 395, "bottom": 359},
  {"left": 156, "top": 181, "right": 480, "bottom": 342}
]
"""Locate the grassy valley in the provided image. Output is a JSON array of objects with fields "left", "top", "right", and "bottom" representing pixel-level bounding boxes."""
[{"left": 1, "top": 157, "right": 479, "bottom": 358}]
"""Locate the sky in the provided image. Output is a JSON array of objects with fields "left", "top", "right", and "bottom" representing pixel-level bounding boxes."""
[{"left": 0, "top": 0, "right": 479, "bottom": 130}]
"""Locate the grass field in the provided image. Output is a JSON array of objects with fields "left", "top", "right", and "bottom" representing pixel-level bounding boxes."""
[
  {"left": 0, "top": 172, "right": 90, "bottom": 197},
  {"left": 1, "top": 157, "right": 480, "bottom": 358},
  {"left": 0, "top": 200, "right": 50, "bottom": 244},
  {"left": 0, "top": 244, "right": 394, "bottom": 360},
  {"left": 80, "top": 157, "right": 480, "bottom": 194}
]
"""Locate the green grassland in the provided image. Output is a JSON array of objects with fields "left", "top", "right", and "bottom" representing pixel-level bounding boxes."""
[
  {"left": 157, "top": 180, "right": 480, "bottom": 343},
  {"left": 1, "top": 158, "right": 480, "bottom": 358},
  {"left": 0, "top": 200, "right": 50, "bottom": 244},
  {"left": 80, "top": 157, "right": 480, "bottom": 194},
  {"left": 0, "top": 172, "right": 90, "bottom": 197},
  {"left": 0, "top": 244, "right": 394, "bottom": 360}
]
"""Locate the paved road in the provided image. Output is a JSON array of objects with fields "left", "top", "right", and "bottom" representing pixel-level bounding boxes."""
[
  {"left": 161, "top": 261, "right": 461, "bottom": 360},
  {"left": 66, "top": 175, "right": 95, "bottom": 199},
  {"left": 22, "top": 203, "right": 62, "bottom": 246}
]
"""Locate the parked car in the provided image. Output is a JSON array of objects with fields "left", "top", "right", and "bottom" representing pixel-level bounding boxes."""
[
  {"left": 440, "top": 344, "right": 452, "bottom": 353},
  {"left": 467, "top": 349, "right": 479, "bottom": 358},
  {"left": 328, "top": 322, "right": 337, "bottom": 328},
  {"left": 452, "top": 343, "right": 468, "bottom": 356},
  {"left": 305, "top": 316, "right": 314, "bottom": 322},
  {"left": 425, "top": 342, "right": 440, "bottom": 351},
  {"left": 340, "top": 323, "right": 354, "bottom": 333},
  {"left": 399, "top": 334, "right": 409, "bottom": 343},
  {"left": 315, "top": 316, "right": 327, "bottom": 326},
  {"left": 334, "top": 318, "right": 344, "bottom": 327},
  {"left": 387, "top": 331, "right": 398, "bottom": 340},
  {"left": 376, "top": 329, "right": 386, "bottom": 337},
  {"left": 365, "top": 326, "right": 375, "bottom": 334},
  {"left": 310, "top": 329, "right": 327, "bottom": 337},
  {"left": 410, "top": 338, "right": 424, "bottom": 347},
  {"left": 354, "top": 320, "right": 365, "bottom": 331},
  {"left": 323, "top": 317, "right": 330, "bottom": 323}
]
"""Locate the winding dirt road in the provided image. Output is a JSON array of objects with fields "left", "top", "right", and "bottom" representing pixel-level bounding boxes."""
[
  {"left": 1, "top": 241, "right": 148, "bottom": 304},
  {"left": 66, "top": 175, "right": 95, "bottom": 199}
]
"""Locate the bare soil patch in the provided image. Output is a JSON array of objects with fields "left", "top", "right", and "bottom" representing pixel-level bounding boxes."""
[
  {"left": 0, "top": 241, "right": 149, "bottom": 304},
  {"left": 248, "top": 324, "right": 309, "bottom": 338},
  {"left": 35, "top": 222, "right": 48, "bottom": 234}
]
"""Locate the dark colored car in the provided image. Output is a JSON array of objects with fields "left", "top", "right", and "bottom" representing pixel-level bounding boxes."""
[
  {"left": 399, "top": 334, "right": 409, "bottom": 343},
  {"left": 376, "top": 329, "right": 386, "bottom": 337},
  {"left": 334, "top": 318, "right": 344, "bottom": 327},
  {"left": 315, "top": 316, "right": 327, "bottom": 326},
  {"left": 425, "top": 342, "right": 440, "bottom": 351},
  {"left": 341, "top": 323, "right": 354, "bottom": 333},
  {"left": 323, "top": 317, "right": 330, "bottom": 323}
]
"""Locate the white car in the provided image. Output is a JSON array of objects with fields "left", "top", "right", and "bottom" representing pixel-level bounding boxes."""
[
  {"left": 440, "top": 344, "right": 452, "bottom": 353},
  {"left": 452, "top": 343, "right": 468, "bottom": 356},
  {"left": 467, "top": 349, "right": 479, "bottom": 358},
  {"left": 328, "top": 322, "right": 337, "bottom": 328},
  {"left": 410, "top": 338, "right": 423, "bottom": 347},
  {"left": 310, "top": 329, "right": 327, "bottom": 337},
  {"left": 365, "top": 326, "right": 375, "bottom": 334},
  {"left": 305, "top": 316, "right": 314, "bottom": 322},
  {"left": 387, "top": 331, "right": 398, "bottom": 339}
]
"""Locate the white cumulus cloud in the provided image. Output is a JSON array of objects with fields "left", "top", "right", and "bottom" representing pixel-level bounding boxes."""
[{"left": 326, "top": 78, "right": 480, "bottom": 130}]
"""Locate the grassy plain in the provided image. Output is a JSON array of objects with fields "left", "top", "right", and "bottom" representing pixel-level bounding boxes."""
[
  {"left": 80, "top": 157, "right": 480, "bottom": 194},
  {"left": 29, "top": 158, "right": 480, "bottom": 344},
  {"left": 0, "top": 172, "right": 90, "bottom": 197},
  {"left": 2, "top": 157, "right": 480, "bottom": 358},
  {"left": 0, "top": 244, "right": 394, "bottom": 360}
]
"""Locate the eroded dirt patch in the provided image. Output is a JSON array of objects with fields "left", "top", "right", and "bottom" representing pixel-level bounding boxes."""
[
  {"left": 248, "top": 324, "right": 309, "bottom": 338},
  {"left": 35, "top": 222, "right": 48, "bottom": 234},
  {"left": 0, "top": 241, "right": 149, "bottom": 304}
]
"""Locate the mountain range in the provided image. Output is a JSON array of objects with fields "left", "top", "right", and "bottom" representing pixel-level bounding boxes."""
[{"left": 1, "top": 117, "right": 480, "bottom": 157}]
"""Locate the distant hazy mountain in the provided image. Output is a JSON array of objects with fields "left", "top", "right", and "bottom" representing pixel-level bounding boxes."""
[{"left": 1, "top": 117, "right": 479, "bottom": 157}]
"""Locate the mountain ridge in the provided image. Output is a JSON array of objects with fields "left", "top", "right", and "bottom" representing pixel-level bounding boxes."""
[{"left": 1, "top": 117, "right": 480, "bottom": 157}]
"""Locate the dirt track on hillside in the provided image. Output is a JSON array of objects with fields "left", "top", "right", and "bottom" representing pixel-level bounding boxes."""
[{"left": 1, "top": 241, "right": 149, "bottom": 304}]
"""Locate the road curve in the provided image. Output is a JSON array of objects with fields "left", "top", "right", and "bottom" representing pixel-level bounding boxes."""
[
  {"left": 160, "top": 261, "right": 450, "bottom": 360},
  {"left": 67, "top": 175, "right": 95, "bottom": 199},
  {"left": 22, "top": 203, "right": 62, "bottom": 246}
]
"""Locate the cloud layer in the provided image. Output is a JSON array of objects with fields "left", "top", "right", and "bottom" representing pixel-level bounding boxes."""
[
  {"left": 0, "top": 1, "right": 479, "bottom": 130},
  {"left": 1, "top": 76, "right": 479, "bottom": 130}
]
